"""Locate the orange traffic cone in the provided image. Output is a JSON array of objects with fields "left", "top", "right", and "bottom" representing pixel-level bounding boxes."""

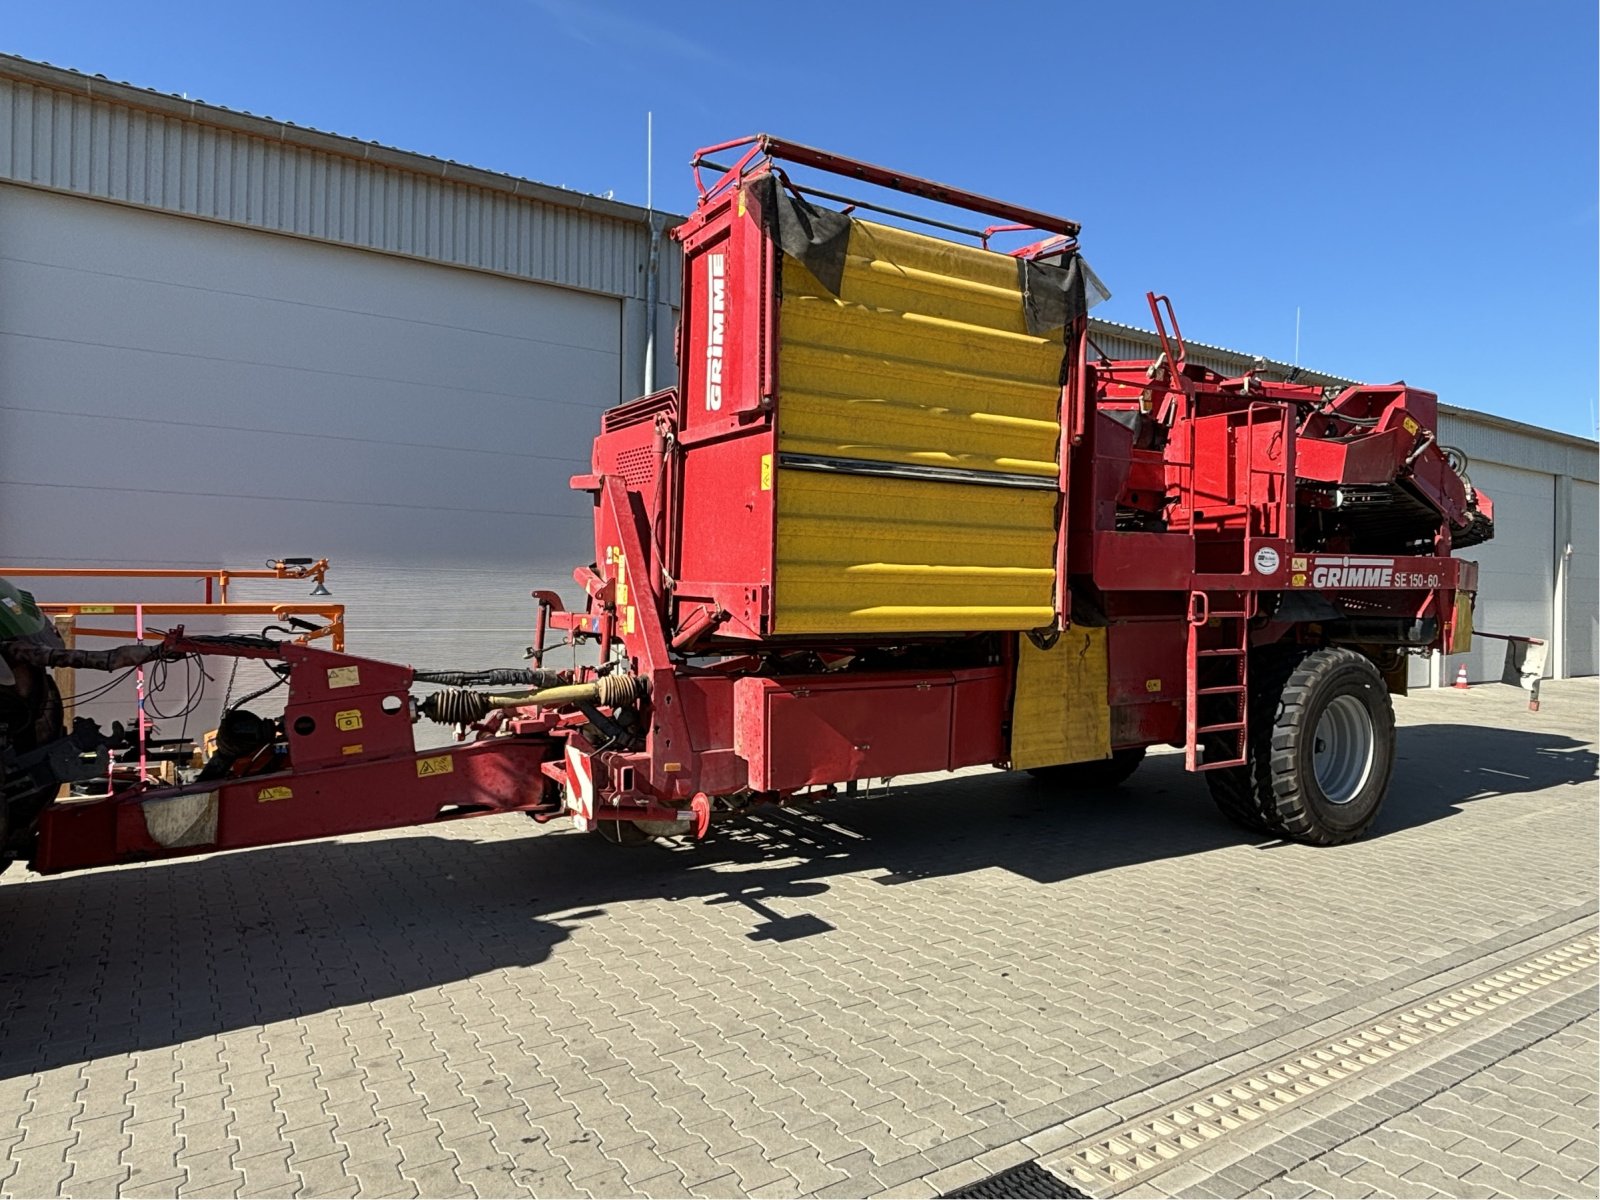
[{"left": 1453, "top": 663, "right": 1470, "bottom": 690}]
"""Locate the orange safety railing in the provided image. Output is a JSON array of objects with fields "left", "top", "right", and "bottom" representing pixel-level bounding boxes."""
[{"left": 1, "top": 559, "right": 345, "bottom": 651}]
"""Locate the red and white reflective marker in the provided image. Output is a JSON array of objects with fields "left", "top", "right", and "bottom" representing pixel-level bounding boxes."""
[{"left": 689, "top": 792, "right": 711, "bottom": 840}]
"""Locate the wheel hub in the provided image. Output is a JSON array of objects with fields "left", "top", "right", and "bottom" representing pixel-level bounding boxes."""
[{"left": 1311, "top": 694, "right": 1375, "bottom": 804}]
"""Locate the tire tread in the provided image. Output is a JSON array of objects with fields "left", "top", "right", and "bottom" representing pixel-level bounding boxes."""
[{"left": 1206, "top": 645, "right": 1394, "bottom": 845}]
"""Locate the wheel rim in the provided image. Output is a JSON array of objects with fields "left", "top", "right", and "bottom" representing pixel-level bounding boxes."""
[{"left": 1311, "top": 693, "right": 1375, "bottom": 804}]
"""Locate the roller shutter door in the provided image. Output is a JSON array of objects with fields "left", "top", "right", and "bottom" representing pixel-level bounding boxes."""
[
  {"left": 0, "top": 186, "right": 621, "bottom": 731},
  {"left": 1451, "top": 461, "right": 1555, "bottom": 684},
  {"left": 1566, "top": 480, "right": 1598, "bottom": 677}
]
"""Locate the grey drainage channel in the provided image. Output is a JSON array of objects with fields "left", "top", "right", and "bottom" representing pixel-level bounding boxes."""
[{"left": 942, "top": 1160, "right": 1090, "bottom": 1199}]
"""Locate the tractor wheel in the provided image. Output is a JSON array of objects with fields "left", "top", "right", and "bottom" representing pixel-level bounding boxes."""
[
  {"left": 1207, "top": 647, "right": 1395, "bottom": 844},
  {"left": 0, "top": 672, "right": 64, "bottom": 865},
  {"left": 1027, "top": 747, "right": 1146, "bottom": 790}
]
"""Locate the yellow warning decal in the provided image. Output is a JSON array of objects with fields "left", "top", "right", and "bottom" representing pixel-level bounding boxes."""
[
  {"left": 1292, "top": 556, "right": 1308, "bottom": 571},
  {"left": 342, "top": 744, "right": 363, "bottom": 756},
  {"left": 327, "top": 666, "right": 360, "bottom": 689},
  {"left": 1145, "top": 678, "right": 1162, "bottom": 694},
  {"left": 335, "top": 709, "right": 363, "bottom": 732},
  {"left": 79, "top": 604, "right": 115, "bottom": 614},
  {"left": 1403, "top": 416, "right": 1419, "bottom": 435},
  {"left": 417, "top": 754, "right": 454, "bottom": 778},
  {"left": 258, "top": 786, "right": 293, "bottom": 802},
  {"left": 625, "top": 605, "right": 637, "bottom": 635},
  {"left": 1292, "top": 572, "right": 1308, "bottom": 587},
  {"left": 761, "top": 454, "right": 773, "bottom": 491}
]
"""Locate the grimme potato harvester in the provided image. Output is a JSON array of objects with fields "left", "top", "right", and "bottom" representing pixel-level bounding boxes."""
[{"left": 5, "top": 136, "right": 1491, "bottom": 876}]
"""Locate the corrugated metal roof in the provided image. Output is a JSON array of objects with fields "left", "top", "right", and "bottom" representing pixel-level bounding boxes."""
[
  {"left": 0, "top": 53, "right": 662, "bottom": 225},
  {"left": 0, "top": 53, "right": 682, "bottom": 303}
]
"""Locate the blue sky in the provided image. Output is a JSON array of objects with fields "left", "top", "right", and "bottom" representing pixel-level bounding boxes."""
[{"left": 5, "top": 0, "right": 1596, "bottom": 437}]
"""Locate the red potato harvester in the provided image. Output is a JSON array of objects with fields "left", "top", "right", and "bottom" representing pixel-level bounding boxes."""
[{"left": 3, "top": 136, "right": 1493, "bottom": 877}]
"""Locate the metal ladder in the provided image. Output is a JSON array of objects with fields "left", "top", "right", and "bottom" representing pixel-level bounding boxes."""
[{"left": 1185, "top": 591, "right": 1253, "bottom": 770}]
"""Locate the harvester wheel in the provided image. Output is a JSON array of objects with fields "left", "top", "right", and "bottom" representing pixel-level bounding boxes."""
[
  {"left": 1203, "top": 648, "right": 1296, "bottom": 834},
  {"left": 1027, "top": 747, "right": 1146, "bottom": 790},
  {"left": 1207, "top": 647, "right": 1395, "bottom": 844}
]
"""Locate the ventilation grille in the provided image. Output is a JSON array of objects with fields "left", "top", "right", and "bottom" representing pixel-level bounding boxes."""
[
  {"left": 603, "top": 388, "right": 677, "bottom": 433},
  {"left": 614, "top": 446, "right": 658, "bottom": 489}
]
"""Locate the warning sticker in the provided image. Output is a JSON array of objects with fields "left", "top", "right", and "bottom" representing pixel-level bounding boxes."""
[
  {"left": 1145, "top": 678, "right": 1162, "bottom": 693},
  {"left": 342, "top": 744, "right": 363, "bottom": 756},
  {"left": 258, "top": 786, "right": 293, "bottom": 802},
  {"left": 416, "top": 754, "right": 454, "bottom": 778},
  {"left": 327, "top": 666, "right": 360, "bottom": 689},
  {"left": 335, "top": 709, "right": 363, "bottom": 732},
  {"left": 761, "top": 454, "right": 773, "bottom": 491},
  {"left": 80, "top": 604, "right": 115, "bottom": 614}
]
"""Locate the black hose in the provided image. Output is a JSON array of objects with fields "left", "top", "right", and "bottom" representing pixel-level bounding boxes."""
[{"left": 413, "top": 668, "right": 566, "bottom": 688}]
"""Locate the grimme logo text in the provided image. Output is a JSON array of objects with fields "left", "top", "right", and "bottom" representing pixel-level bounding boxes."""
[{"left": 705, "top": 254, "right": 725, "bottom": 411}]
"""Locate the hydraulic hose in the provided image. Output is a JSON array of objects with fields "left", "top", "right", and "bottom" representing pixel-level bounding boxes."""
[
  {"left": 419, "top": 673, "right": 648, "bottom": 725},
  {"left": 5, "top": 642, "right": 171, "bottom": 671},
  {"left": 413, "top": 667, "right": 566, "bottom": 688}
]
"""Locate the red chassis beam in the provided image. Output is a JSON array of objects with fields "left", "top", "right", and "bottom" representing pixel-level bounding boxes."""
[
  {"left": 28, "top": 638, "right": 562, "bottom": 875},
  {"left": 34, "top": 736, "right": 553, "bottom": 875}
]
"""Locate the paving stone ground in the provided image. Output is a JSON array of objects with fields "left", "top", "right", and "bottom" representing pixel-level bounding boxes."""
[{"left": 0, "top": 677, "right": 1594, "bottom": 1199}]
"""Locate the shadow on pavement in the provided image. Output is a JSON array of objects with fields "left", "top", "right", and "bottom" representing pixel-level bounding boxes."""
[{"left": 0, "top": 721, "right": 1590, "bottom": 1079}]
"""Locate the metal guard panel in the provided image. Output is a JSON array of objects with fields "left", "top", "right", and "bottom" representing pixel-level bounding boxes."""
[
  {"left": 1010, "top": 627, "right": 1111, "bottom": 771},
  {"left": 777, "top": 219, "right": 1065, "bottom": 479},
  {"left": 772, "top": 468, "right": 1056, "bottom": 635}
]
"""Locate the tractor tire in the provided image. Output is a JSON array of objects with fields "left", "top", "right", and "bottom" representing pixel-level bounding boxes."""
[
  {"left": 1027, "top": 746, "right": 1146, "bottom": 790},
  {"left": 0, "top": 673, "right": 64, "bottom": 864},
  {"left": 1207, "top": 647, "right": 1395, "bottom": 844}
]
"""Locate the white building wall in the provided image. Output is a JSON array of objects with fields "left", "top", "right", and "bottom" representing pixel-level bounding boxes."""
[{"left": 0, "top": 186, "right": 621, "bottom": 734}]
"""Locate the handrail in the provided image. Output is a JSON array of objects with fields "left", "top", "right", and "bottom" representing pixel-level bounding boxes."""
[
  {"left": 689, "top": 133, "right": 1081, "bottom": 237},
  {"left": 5, "top": 560, "right": 344, "bottom": 652},
  {"left": 2, "top": 557, "right": 331, "bottom": 604}
]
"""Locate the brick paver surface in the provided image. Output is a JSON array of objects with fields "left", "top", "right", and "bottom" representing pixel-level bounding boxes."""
[
  {"left": 0, "top": 678, "right": 1594, "bottom": 1198},
  {"left": 1253, "top": 1014, "right": 1599, "bottom": 1200}
]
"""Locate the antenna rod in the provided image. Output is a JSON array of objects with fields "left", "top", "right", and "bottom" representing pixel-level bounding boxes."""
[{"left": 642, "top": 112, "right": 660, "bottom": 395}]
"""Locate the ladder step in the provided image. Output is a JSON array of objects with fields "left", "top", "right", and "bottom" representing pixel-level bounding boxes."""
[
  {"left": 1197, "top": 685, "right": 1247, "bottom": 696},
  {"left": 1196, "top": 754, "right": 1248, "bottom": 771},
  {"left": 1198, "top": 721, "right": 1246, "bottom": 733}
]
